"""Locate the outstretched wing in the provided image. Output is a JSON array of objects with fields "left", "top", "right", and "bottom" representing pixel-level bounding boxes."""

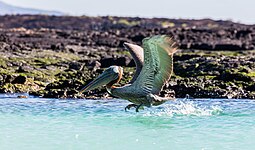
[
  {"left": 131, "top": 35, "right": 177, "bottom": 95},
  {"left": 123, "top": 42, "right": 144, "bottom": 83}
]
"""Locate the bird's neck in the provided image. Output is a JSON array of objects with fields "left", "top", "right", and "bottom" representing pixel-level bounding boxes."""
[
  {"left": 106, "top": 84, "right": 125, "bottom": 98},
  {"left": 106, "top": 85, "right": 115, "bottom": 94},
  {"left": 106, "top": 77, "right": 119, "bottom": 94},
  {"left": 106, "top": 78, "right": 122, "bottom": 95}
]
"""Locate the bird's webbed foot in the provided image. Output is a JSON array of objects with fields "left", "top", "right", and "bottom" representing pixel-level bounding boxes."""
[
  {"left": 125, "top": 103, "right": 143, "bottom": 112},
  {"left": 125, "top": 104, "right": 138, "bottom": 111}
]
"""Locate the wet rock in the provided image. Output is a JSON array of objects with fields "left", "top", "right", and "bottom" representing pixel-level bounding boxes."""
[
  {"left": 51, "top": 43, "right": 65, "bottom": 51},
  {"left": 214, "top": 43, "right": 242, "bottom": 50},
  {"left": 3, "top": 75, "right": 15, "bottom": 83},
  {"left": 236, "top": 29, "right": 252, "bottom": 38},
  {"left": 0, "top": 75, "right": 3, "bottom": 85},
  {"left": 0, "top": 34, "right": 10, "bottom": 42},
  {"left": 246, "top": 83, "right": 255, "bottom": 91},
  {"left": 131, "top": 34, "right": 146, "bottom": 42},
  {"left": 87, "top": 61, "right": 101, "bottom": 71},
  {"left": 16, "top": 65, "right": 34, "bottom": 73},
  {"left": 174, "top": 54, "right": 201, "bottom": 61},
  {"left": 190, "top": 43, "right": 214, "bottom": 50},
  {"left": 43, "top": 89, "right": 61, "bottom": 98},
  {"left": 1, "top": 15, "right": 255, "bottom": 51},
  {"left": 0, "top": 15, "right": 255, "bottom": 99},
  {"left": 12, "top": 75, "right": 27, "bottom": 84},
  {"left": 216, "top": 71, "right": 253, "bottom": 82},
  {"left": 159, "top": 89, "right": 175, "bottom": 98},
  {"left": 100, "top": 56, "right": 131, "bottom": 68},
  {"left": 96, "top": 37, "right": 120, "bottom": 47},
  {"left": 69, "top": 62, "right": 84, "bottom": 70}
]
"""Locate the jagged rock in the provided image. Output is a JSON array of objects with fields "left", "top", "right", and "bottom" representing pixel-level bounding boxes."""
[
  {"left": 0, "top": 34, "right": 10, "bottom": 42},
  {"left": 214, "top": 43, "right": 242, "bottom": 50},
  {"left": 190, "top": 43, "right": 214, "bottom": 50},
  {"left": 16, "top": 65, "right": 34, "bottom": 73},
  {"left": 216, "top": 71, "right": 253, "bottom": 82},
  {"left": 100, "top": 56, "right": 131, "bottom": 68},
  {"left": 0, "top": 75, "right": 3, "bottom": 85},
  {"left": 69, "top": 62, "right": 84, "bottom": 70},
  {"left": 12, "top": 75, "right": 27, "bottom": 84},
  {"left": 88, "top": 61, "right": 101, "bottom": 71},
  {"left": 3, "top": 75, "right": 15, "bottom": 83},
  {"left": 246, "top": 83, "right": 255, "bottom": 91},
  {"left": 0, "top": 15, "right": 255, "bottom": 99}
]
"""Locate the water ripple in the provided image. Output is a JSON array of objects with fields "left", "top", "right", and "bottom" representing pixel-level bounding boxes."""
[{"left": 0, "top": 95, "right": 255, "bottom": 150}]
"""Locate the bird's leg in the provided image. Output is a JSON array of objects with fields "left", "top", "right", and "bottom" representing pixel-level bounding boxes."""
[
  {"left": 135, "top": 103, "right": 143, "bottom": 112},
  {"left": 125, "top": 104, "right": 138, "bottom": 111},
  {"left": 125, "top": 103, "right": 144, "bottom": 112}
]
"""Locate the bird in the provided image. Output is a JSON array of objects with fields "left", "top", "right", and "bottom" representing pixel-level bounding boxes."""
[{"left": 79, "top": 35, "right": 177, "bottom": 112}]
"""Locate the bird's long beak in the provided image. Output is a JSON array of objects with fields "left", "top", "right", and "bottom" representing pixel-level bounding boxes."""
[{"left": 79, "top": 70, "right": 118, "bottom": 94}]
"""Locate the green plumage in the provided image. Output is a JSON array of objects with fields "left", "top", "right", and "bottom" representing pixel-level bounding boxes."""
[
  {"left": 131, "top": 35, "right": 177, "bottom": 94},
  {"left": 81, "top": 35, "right": 178, "bottom": 112},
  {"left": 110, "top": 35, "right": 177, "bottom": 110}
]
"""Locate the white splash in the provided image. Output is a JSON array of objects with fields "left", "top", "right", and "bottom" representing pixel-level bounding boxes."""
[{"left": 144, "top": 100, "right": 223, "bottom": 117}]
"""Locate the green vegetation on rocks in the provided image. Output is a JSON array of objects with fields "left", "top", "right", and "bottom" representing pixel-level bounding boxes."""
[{"left": 0, "top": 15, "right": 255, "bottom": 99}]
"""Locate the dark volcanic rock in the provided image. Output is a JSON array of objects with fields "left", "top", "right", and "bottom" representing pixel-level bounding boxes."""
[
  {"left": 190, "top": 43, "right": 214, "bottom": 50},
  {"left": 16, "top": 65, "right": 34, "bottom": 73},
  {"left": 246, "top": 83, "right": 255, "bottom": 91},
  {"left": 69, "top": 62, "right": 84, "bottom": 70},
  {"left": 100, "top": 56, "right": 131, "bottom": 68},
  {"left": 3, "top": 75, "right": 15, "bottom": 83},
  {"left": 12, "top": 75, "right": 27, "bottom": 84},
  {"left": 214, "top": 40, "right": 243, "bottom": 50},
  {"left": 0, "top": 34, "right": 10, "bottom": 42},
  {"left": 216, "top": 71, "right": 254, "bottom": 82},
  {"left": 0, "top": 75, "right": 3, "bottom": 85},
  {"left": 0, "top": 15, "right": 255, "bottom": 51},
  {"left": 0, "top": 15, "right": 255, "bottom": 99}
]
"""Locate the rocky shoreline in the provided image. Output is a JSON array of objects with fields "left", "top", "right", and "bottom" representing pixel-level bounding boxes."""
[{"left": 0, "top": 15, "right": 254, "bottom": 99}]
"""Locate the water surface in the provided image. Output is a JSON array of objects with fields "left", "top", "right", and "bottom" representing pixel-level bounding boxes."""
[{"left": 0, "top": 94, "right": 254, "bottom": 150}]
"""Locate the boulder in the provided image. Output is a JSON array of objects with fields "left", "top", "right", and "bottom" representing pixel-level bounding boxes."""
[{"left": 12, "top": 75, "right": 27, "bottom": 84}]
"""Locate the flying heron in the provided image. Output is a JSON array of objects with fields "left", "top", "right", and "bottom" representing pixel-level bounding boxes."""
[{"left": 79, "top": 35, "right": 177, "bottom": 112}]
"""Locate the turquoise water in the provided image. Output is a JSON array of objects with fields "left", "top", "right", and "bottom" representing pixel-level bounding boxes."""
[{"left": 0, "top": 94, "right": 254, "bottom": 150}]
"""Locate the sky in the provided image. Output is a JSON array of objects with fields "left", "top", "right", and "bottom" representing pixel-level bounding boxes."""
[{"left": 2, "top": 0, "right": 254, "bottom": 24}]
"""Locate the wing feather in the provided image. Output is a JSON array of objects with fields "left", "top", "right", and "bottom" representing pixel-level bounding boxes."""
[
  {"left": 131, "top": 35, "right": 177, "bottom": 95},
  {"left": 123, "top": 42, "right": 144, "bottom": 83}
]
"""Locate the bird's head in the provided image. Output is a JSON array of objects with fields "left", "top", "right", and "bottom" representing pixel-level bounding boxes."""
[{"left": 79, "top": 66, "right": 123, "bottom": 94}]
